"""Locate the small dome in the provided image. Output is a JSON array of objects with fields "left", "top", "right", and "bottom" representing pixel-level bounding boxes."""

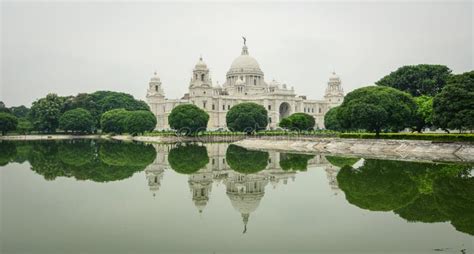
[
  {"left": 195, "top": 56, "right": 208, "bottom": 69},
  {"left": 150, "top": 72, "right": 161, "bottom": 82},
  {"left": 330, "top": 71, "right": 340, "bottom": 80},
  {"left": 268, "top": 79, "right": 280, "bottom": 88}
]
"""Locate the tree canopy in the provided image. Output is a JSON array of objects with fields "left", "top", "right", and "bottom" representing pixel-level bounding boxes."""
[
  {"left": 335, "top": 86, "right": 417, "bottom": 135},
  {"left": 100, "top": 108, "right": 130, "bottom": 134},
  {"left": 168, "top": 144, "right": 209, "bottom": 174},
  {"left": 279, "top": 113, "right": 315, "bottom": 131},
  {"left": 0, "top": 113, "right": 18, "bottom": 135},
  {"left": 324, "top": 106, "right": 343, "bottom": 131},
  {"left": 433, "top": 71, "right": 474, "bottom": 131},
  {"left": 30, "top": 93, "right": 65, "bottom": 133},
  {"left": 413, "top": 96, "right": 434, "bottom": 132},
  {"left": 279, "top": 153, "right": 315, "bottom": 171},
  {"left": 59, "top": 108, "right": 95, "bottom": 133},
  {"left": 226, "top": 144, "right": 269, "bottom": 174},
  {"left": 376, "top": 64, "right": 452, "bottom": 97},
  {"left": 126, "top": 110, "right": 157, "bottom": 135},
  {"left": 226, "top": 103, "right": 268, "bottom": 133},
  {"left": 168, "top": 104, "right": 209, "bottom": 135}
]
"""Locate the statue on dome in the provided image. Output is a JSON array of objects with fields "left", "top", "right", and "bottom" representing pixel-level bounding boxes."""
[{"left": 242, "top": 36, "right": 246, "bottom": 46}]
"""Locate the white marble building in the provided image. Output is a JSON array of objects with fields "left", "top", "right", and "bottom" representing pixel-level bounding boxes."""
[{"left": 146, "top": 40, "right": 344, "bottom": 130}]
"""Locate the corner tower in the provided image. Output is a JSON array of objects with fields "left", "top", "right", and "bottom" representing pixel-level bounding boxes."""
[{"left": 324, "top": 72, "right": 344, "bottom": 108}]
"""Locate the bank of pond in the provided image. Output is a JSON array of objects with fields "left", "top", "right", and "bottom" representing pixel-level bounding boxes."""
[{"left": 0, "top": 140, "right": 472, "bottom": 237}]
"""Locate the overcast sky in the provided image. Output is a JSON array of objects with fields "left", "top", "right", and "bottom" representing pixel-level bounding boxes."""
[{"left": 1, "top": 1, "right": 472, "bottom": 107}]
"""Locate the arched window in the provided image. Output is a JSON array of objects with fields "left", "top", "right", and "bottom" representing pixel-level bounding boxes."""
[
  {"left": 254, "top": 79, "right": 257, "bottom": 86},
  {"left": 195, "top": 74, "right": 197, "bottom": 79},
  {"left": 201, "top": 74, "right": 205, "bottom": 81}
]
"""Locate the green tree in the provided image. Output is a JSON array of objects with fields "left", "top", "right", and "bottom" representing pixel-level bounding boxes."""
[
  {"left": 126, "top": 110, "right": 157, "bottom": 136},
  {"left": 100, "top": 109, "right": 130, "bottom": 134},
  {"left": 30, "top": 93, "right": 65, "bottom": 133},
  {"left": 413, "top": 96, "right": 434, "bottom": 132},
  {"left": 376, "top": 64, "right": 452, "bottom": 97},
  {"left": 9, "top": 105, "right": 30, "bottom": 118},
  {"left": 279, "top": 153, "right": 315, "bottom": 171},
  {"left": 17, "top": 118, "right": 34, "bottom": 134},
  {"left": 324, "top": 106, "right": 343, "bottom": 131},
  {"left": 279, "top": 113, "right": 315, "bottom": 132},
  {"left": 59, "top": 108, "right": 95, "bottom": 133},
  {"left": 0, "top": 101, "right": 11, "bottom": 113},
  {"left": 99, "top": 142, "right": 156, "bottom": 167},
  {"left": 336, "top": 86, "right": 417, "bottom": 136},
  {"left": 168, "top": 104, "right": 209, "bottom": 135},
  {"left": 337, "top": 159, "right": 419, "bottom": 211},
  {"left": 278, "top": 117, "right": 292, "bottom": 129},
  {"left": 226, "top": 103, "right": 268, "bottom": 133},
  {"left": 226, "top": 144, "right": 269, "bottom": 174},
  {"left": 0, "top": 142, "right": 17, "bottom": 166},
  {"left": 394, "top": 194, "right": 448, "bottom": 223},
  {"left": 433, "top": 71, "right": 474, "bottom": 132},
  {"left": 168, "top": 144, "right": 209, "bottom": 174},
  {"left": 0, "top": 113, "right": 18, "bottom": 135}
]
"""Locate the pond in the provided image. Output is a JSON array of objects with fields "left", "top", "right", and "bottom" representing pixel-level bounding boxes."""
[{"left": 1, "top": 140, "right": 473, "bottom": 253}]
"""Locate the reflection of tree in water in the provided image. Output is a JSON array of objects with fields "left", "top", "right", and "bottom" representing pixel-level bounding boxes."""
[
  {"left": 325, "top": 155, "right": 359, "bottom": 168},
  {"left": 0, "top": 141, "right": 17, "bottom": 166},
  {"left": 337, "top": 159, "right": 473, "bottom": 235},
  {"left": 226, "top": 145, "right": 269, "bottom": 174},
  {"left": 279, "top": 153, "right": 315, "bottom": 171},
  {"left": 8, "top": 140, "right": 156, "bottom": 182},
  {"left": 168, "top": 144, "right": 209, "bottom": 174}
]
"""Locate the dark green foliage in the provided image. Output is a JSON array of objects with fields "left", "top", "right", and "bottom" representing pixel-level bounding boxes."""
[
  {"left": 99, "top": 142, "right": 157, "bottom": 167},
  {"left": 100, "top": 109, "right": 130, "bottom": 134},
  {"left": 168, "top": 144, "right": 209, "bottom": 174},
  {"left": 17, "top": 140, "right": 155, "bottom": 182},
  {"left": 433, "top": 71, "right": 474, "bottom": 131},
  {"left": 16, "top": 118, "right": 33, "bottom": 134},
  {"left": 376, "top": 64, "right": 452, "bottom": 97},
  {"left": 59, "top": 108, "right": 95, "bottom": 133},
  {"left": 126, "top": 110, "right": 157, "bottom": 136},
  {"left": 334, "top": 86, "right": 417, "bottom": 135},
  {"left": 279, "top": 153, "right": 315, "bottom": 171},
  {"left": 30, "top": 93, "right": 65, "bottom": 133},
  {"left": 324, "top": 106, "right": 343, "bottom": 131},
  {"left": 168, "top": 104, "right": 209, "bottom": 135},
  {"left": 434, "top": 175, "right": 474, "bottom": 235},
  {"left": 0, "top": 113, "right": 18, "bottom": 135},
  {"left": 226, "top": 144, "right": 269, "bottom": 174},
  {"left": 341, "top": 86, "right": 417, "bottom": 135},
  {"left": 394, "top": 194, "right": 448, "bottom": 223},
  {"left": 337, "top": 159, "right": 419, "bottom": 211},
  {"left": 278, "top": 117, "right": 292, "bottom": 129},
  {"left": 338, "top": 132, "right": 474, "bottom": 142},
  {"left": 413, "top": 96, "right": 434, "bottom": 132},
  {"left": 279, "top": 113, "right": 315, "bottom": 131},
  {"left": 0, "top": 101, "right": 11, "bottom": 113},
  {"left": 0, "top": 142, "right": 17, "bottom": 166},
  {"left": 325, "top": 155, "right": 360, "bottom": 168},
  {"left": 226, "top": 103, "right": 268, "bottom": 133},
  {"left": 9, "top": 105, "right": 30, "bottom": 118}
]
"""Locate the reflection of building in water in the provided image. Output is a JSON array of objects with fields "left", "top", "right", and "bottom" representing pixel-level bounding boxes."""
[{"left": 144, "top": 143, "right": 342, "bottom": 230}]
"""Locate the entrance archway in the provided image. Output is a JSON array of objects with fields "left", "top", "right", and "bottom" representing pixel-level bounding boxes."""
[{"left": 279, "top": 102, "right": 291, "bottom": 120}]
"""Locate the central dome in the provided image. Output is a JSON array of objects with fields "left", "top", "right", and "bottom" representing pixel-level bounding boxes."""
[{"left": 230, "top": 55, "right": 261, "bottom": 71}]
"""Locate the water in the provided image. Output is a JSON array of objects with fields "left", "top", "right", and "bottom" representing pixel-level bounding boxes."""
[{"left": 1, "top": 140, "right": 473, "bottom": 254}]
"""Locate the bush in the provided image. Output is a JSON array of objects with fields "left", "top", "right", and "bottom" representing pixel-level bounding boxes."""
[
  {"left": 126, "top": 110, "right": 157, "bottom": 136},
  {"left": 279, "top": 113, "right": 315, "bottom": 131},
  {"left": 59, "top": 108, "right": 95, "bottom": 133},
  {"left": 0, "top": 112, "right": 18, "bottom": 135},
  {"left": 226, "top": 103, "right": 268, "bottom": 133},
  {"left": 168, "top": 104, "right": 209, "bottom": 135},
  {"left": 324, "top": 106, "right": 343, "bottom": 131},
  {"left": 100, "top": 109, "right": 130, "bottom": 134}
]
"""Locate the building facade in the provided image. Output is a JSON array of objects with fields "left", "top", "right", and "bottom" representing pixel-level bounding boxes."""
[{"left": 146, "top": 41, "right": 345, "bottom": 130}]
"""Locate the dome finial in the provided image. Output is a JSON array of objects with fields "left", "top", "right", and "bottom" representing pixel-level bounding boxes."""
[{"left": 241, "top": 36, "right": 249, "bottom": 55}]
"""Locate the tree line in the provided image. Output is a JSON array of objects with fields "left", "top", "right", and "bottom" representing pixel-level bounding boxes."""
[
  {"left": 0, "top": 91, "right": 156, "bottom": 135},
  {"left": 325, "top": 65, "right": 473, "bottom": 135}
]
